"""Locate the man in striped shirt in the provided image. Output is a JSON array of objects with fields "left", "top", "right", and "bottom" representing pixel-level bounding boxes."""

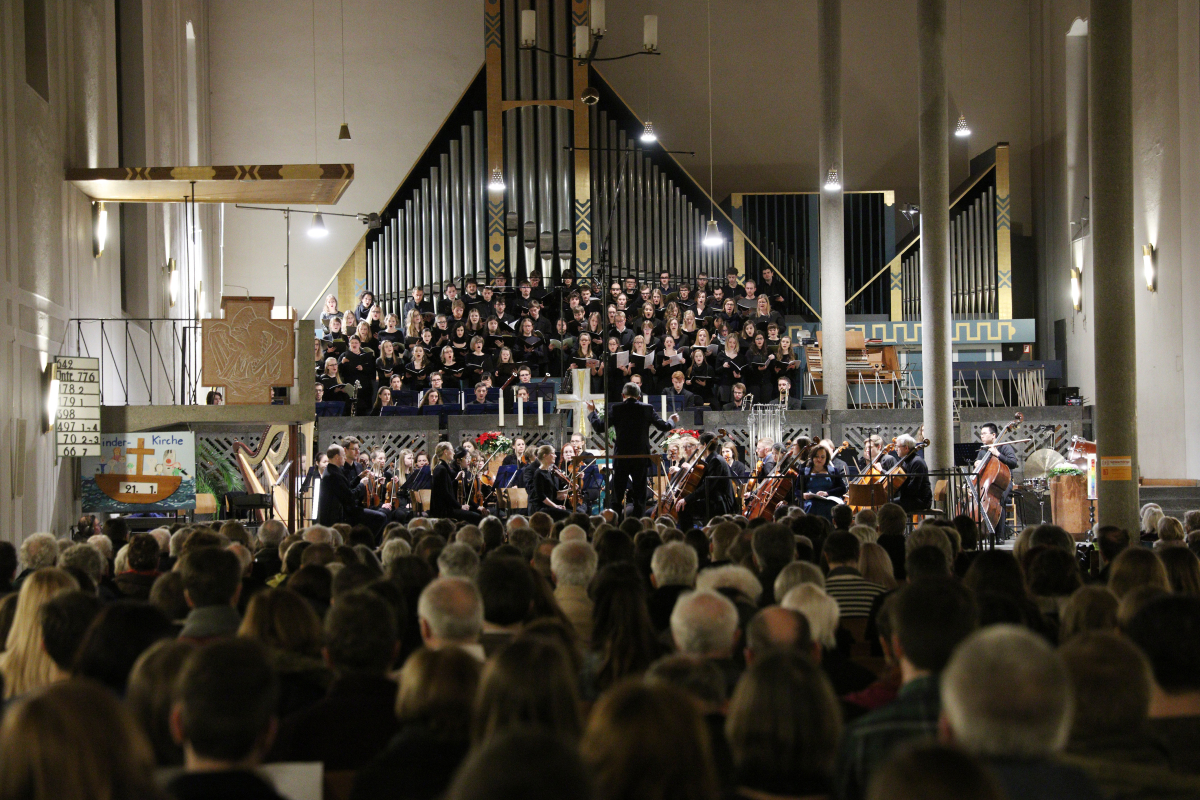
[{"left": 822, "top": 531, "right": 886, "bottom": 618}]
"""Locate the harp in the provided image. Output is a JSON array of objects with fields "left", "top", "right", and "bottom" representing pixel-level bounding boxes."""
[{"left": 231, "top": 425, "right": 292, "bottom": 523}]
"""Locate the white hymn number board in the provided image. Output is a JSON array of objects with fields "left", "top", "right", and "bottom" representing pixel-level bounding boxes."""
[{"left": 55, "top": 356, "right": 101, "bottom": 457}]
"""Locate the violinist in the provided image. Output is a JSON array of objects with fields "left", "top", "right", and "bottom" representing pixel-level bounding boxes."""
[
  {"left": 529, "top": 445, "right": 570, "bottom": 521},
  {"left": 973, "top": 422, "right": 1020, "bottom": 539},
  {"left": 675, "top": 432, "right": 735, "bottom": 530},
  {"left": 429, "top": 443, "right": 482, "bottom": 524},
  {"left": 892, "top": 434, "right": 932, "bottom": 513},
  {"left": 801, "top": 443, "right": 847, "bottom": 519},
  {"left": 855, "top": 435, "right": 896, "bottom": 476}
]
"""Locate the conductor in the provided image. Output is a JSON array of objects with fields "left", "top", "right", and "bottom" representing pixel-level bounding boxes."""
[{"left": 587, "top": 382, "right": 678, "bottom": 518}]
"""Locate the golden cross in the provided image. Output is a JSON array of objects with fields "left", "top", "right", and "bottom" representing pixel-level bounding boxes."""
[{"left": 127, "top": 438, "right": 154, "bottom": 476}]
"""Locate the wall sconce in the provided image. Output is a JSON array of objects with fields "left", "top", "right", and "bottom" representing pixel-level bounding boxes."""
[
  {"left": 92, "top": 201, "right": 107, "bottom": 258},
  {"left": 1070, "top": 267, "right": 1082, "bottom": 312},
  {"left": 1143, "top": 243, "right": 1156, "bottom": 291},
  {"left": 43, "top": 362, "right": 60, "bottom": 433},
  {"left": 165, "top": 258, "right": 179, "bottom": 307}
]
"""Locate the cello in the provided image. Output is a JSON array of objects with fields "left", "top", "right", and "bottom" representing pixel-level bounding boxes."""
[
  {"left": 959, "top": 412, "right": 1024, "bottom": 533},
  {"left": 657, "top": 429, "right": 727, "bottom": 521},
  {"left": 847, "top": 438, "right": 899, "bottom": 514}
]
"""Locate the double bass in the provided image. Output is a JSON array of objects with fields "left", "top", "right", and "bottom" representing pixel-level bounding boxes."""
[{"left": 959, "top": 412, "right": 1023, "bottom": 532}]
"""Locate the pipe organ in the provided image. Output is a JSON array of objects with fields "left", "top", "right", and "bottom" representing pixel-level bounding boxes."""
[{"left": 364, "top": 0, "right": 734, "bottom": 316}]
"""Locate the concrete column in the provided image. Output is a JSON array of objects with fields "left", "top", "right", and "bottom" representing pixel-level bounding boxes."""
[
  {"left": 818, "top": 0, "right": 846, "bottom": 410},
  {"left": 917, "top": 0, "right": 954, "bottom": 475},
  {"left": 1089, "top": 0, "right": 1139, "bottom": 532}
]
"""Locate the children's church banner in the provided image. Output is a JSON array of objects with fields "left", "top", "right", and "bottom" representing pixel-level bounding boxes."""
[{"left": 82, "top": 433, "right": 197, "bottom": 512}]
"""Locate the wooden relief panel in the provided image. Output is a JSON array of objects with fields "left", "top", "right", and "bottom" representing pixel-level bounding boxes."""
[{"left": 202, "top": 297, "right": 295, "bottom": 404}]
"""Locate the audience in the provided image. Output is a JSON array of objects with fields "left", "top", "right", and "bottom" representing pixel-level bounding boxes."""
[{"left": 9, "top": 498, "right": 1200, "bottom": 800}]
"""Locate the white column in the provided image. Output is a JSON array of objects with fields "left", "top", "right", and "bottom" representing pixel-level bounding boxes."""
[{"left": 818, "top": 0, "right": 847, "bottom": 410}]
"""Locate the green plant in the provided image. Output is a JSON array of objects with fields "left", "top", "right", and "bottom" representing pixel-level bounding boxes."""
[
  {"left": 195, "top": 440, "right": 245, "bottom": 500},
  {"left": 1048, "top": 464, "right": 1085, "bottom": 477}
]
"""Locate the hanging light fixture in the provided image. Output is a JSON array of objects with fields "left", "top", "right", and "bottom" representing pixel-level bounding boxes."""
[
  {"left": 955, "top": 0, "right": 970, "bottom": 139},
  {"left": 488, "top": 168, "right": 506, "bottom": 193},
  {"left": 703, "top": 219, "right": 723, "bottom": 248},
  {"left": 955, "top": 113, "right": 971, "bottom": 138},
  {"left": 823, "top": 167, "right": 841, "bottom": 192},
  {"left": 338, "top": 0, "right": 350, "bottom": 140},
  {"left": 640, "top": 121, "right": 657, "bottom": 143},
  {"left": 309, "top": 210, "right": 328, "bottom": 238},
  {"left": 701, "top": 0, "right": 722, "bottom": 249}
]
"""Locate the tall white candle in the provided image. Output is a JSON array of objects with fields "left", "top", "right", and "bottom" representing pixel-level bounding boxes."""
[
  {"left": 499, "top": 396, "right": 504, "bottom": 426},
  {"left": 661, "top": 394, "right": 667, "bottom": 418},
  {"left": 537, "top": 397, "right": 544, "bottom": 426},
  {"left": 517, "top": 390, "right": 524, "bottom": 426}
]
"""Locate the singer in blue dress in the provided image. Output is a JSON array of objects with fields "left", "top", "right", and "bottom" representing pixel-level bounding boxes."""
[{"left": 801, "top": 443, "right": 847, "bottom": 519}]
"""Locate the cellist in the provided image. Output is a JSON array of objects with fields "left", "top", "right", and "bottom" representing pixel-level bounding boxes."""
[
  {"left": 854, "top": 435, "right": 896, "bottom": 476},
  {"left": 675, "top": 432, "right": 734, "bottom": 530},
  {"left": 973, "top": 422, "right": 1020, "bottom": 539}
]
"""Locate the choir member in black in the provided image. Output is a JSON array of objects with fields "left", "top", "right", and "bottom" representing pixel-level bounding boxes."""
[
  {"left": 318, "top": 358, "right": 352, "bottom": 408},
  {"left": 609, "top": 312, "right": 634, "bottom": 349},
  {"left": 586, "top": 382, "right": 678, "bottom": 517},
  {"left": 402, "top": 287, "right": 435, "bottom": 322},
  {"left": 377, "top": 314, "right": 403, "bottom": 347},
  {"left": 628, "top": 334, "right": 657, "bottom": 389},
  {"left": 758, "top": 266, "right": 787, "bottom": 311},
  {"left": 972, "top": 422, "right": 1021, "bottom": 539},
  {"left": 322, "top": 316, "right": 348, "bottom": 359},
  {"left": 465, "top": 306, "right": 485, "bottom": 336},
  {"left": 579, "top": 284, "right": 601, "bottom": 317},
  {"left": 663, "top": 370, "right": 701, "bottom": 410},
  {"left": 317, "top": 444, "right": 386, "bottom": 535},
  {"left": 684, "top": 346, "right": 713, "bottom": 406},
  {"left": 338, "top": 336, "right": 376, "bottom": 414},
  {"left": 403, "top": 310, "right": 426, "bottom": 349},
  {"left": 656, "top": 336, "right": 685, "bottom": 393},
  {"left": 404, "top": 347, "right": 432, "bottom": 391},
  {"left": 430, "top": 315, "right": 452, "bottom": 351},
  {"left": 694, "top": 291, "right": 714, "bottom": 329},
  {"left": 716, "top": 336, "right": 746, "bottom": 405},
  {"left": 516, "top": 317, "right": 548, "bottom": 375},
  {"left": 892, "top": 434, "right": 933, "bottom": 513},
  {"left": 528, "top": 271, "right": 549, "bottom": 304},
  {"left": 566, "top": 305, "right": 587, "bottom": 338},
  {"left": 680, "top": 310, "right": 701, "bottom": 344},
  {"left": 493, "top": 347, "right": 518, "bottom": 387},
  {"left": 801, "top": 443, "right": 848, "bottom": 519},
  {"left": 483, "top": 316, "right": 511, "bottom": 356},
  {"left": 429, "top": 443, "right": 482, "bottom": 524},
  {"left": 606, "top": 336, "right": 632, "bottom": 402},
  {"left": 450, "top": 321, "right": 470, "bottom": 354},
  {"left": 352, "top": 290, "right": 376, "bottom": 323},
  {"left": 492, "top": 296, "right": 518, "bottom": 328},
  {"left": 777, "top": 377, "right": 804, "bottom": 410},
  {"left": 376, "top": 340, "right": 403, "bottom": 385},
  {"left": 437, "top": 284, "right": 461, "bottom": 317},
  {"left": 438, "top": 347, "right": 465, "bottom": 391},
  {"left": 745, "top": 331, "right": 777, "bottom": 402},
  {"left": 571, "top": 332, "right": 604, "bottom": 394},
  {"left": 526, "top": 301, "right": 553, "bottom": 337},
  {"left": 464, "top": 336, "right": 492, "bottom": 387},
  {"left": 772, "top": 335, "right": 802, "bottom": 390},
  {"left": 462, "top": 277, "right": 485, "bottom": 314},
  {"left": 369, "top": 387, "right": 392, "bottom": 416},
  {"left": 320, "top": 295, "right": 341, "bottom": 333},
  {"left": 718, "top": 297, "right": 742, "bottom": 340},
  {"left": 527, "top": 445, "right": 570, "bottom": 521},
  {"left": 723, "top": 268, "right": 744, "bottom": 298},
  {"left": 752, "top": 296, "right": 784, "bottom": 336},
  {"left": 675, "top": 432, "right": 735, "bottom": 530}
]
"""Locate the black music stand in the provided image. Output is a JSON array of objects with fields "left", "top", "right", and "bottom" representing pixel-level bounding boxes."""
[{"left": 224, "top": 492, "right": 274, "bottom": 523}]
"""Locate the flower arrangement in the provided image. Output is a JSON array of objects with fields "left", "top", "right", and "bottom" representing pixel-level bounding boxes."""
[
  {"left": 665, "top": 429, "right": 702, "bottom": 448},
  {"left": 1047, "top": 464, "right": 1085, "bottom": 477},
  {"left": 475, "top": 432, "right": 512, "bottom": 456}
]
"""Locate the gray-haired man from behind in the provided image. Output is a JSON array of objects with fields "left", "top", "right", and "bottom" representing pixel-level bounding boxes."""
[
  {"left": 417, "top": 577, "right": 485, "bottom": 660},
  {"left": 550, "top": 540, "right": 597, "bottom": 646}
]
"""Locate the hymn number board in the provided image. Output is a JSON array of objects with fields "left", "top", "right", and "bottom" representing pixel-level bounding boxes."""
[{"left": 55, "top": 356, "right": 101, "bottom": 457}]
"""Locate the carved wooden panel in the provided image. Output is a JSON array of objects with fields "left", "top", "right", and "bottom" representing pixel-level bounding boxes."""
[{"left": 201, "top": 297, "right": 295, "bottom": 404}]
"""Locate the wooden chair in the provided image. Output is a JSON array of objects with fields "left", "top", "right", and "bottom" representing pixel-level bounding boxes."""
[
  {"left": 501, "top": 488, "right": 528, "bottom": 512},
  {"left": 412, "top": 489, "right": 432, "bottom": 516}
]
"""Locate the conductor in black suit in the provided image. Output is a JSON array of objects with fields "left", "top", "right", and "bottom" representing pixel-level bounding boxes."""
[
  {"left": 317, "top": 445, "right": 387, "bottom": 536},
  {"left": 972, "top": 422, "right": 1021, "bottom": 540},
  {"left": 586, "top": 382, "right": 678, "bottom": 518},
  {"left": 429, "top": 443, "right": 482, "bottom": 524}
]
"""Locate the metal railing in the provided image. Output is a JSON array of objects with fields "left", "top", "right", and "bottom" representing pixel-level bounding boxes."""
[{"left": 62, "top": 319, "right": 204, "bottom": 406}]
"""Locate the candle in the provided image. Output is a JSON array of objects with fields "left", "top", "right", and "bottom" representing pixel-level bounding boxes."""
[
  {"left": 517, "top": 390, "right": 524, "bottom": 427},
  {"left": 643, "top": 15, "right": 658, "bottom": 52},
  {"left": 538, "top": 397, "right": 544, "bottom": 426},
  {"left": 461, "top": 391, "right": 465, "bottom": 411},
  {"left": 661, "top": 394, "right": 667, "bottom": 418},
  {"left": 520, "top": 10, "right": 537, "bottom": 47},
  {"left": 499, "top": 396, "right": 504, "bottom": 427}
]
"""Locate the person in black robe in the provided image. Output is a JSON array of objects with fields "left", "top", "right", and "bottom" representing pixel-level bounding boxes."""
[
  {"left": 428, "top": 444, "right": 482, "bottom": 524},
  {"left": 586, "top": 383, "right": 678, "bottom": 518},
  {"left": 527, "top": 445, "right": 570, "bottom": 521}
]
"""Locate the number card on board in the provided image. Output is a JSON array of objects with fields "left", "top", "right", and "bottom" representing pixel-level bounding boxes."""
[
  {"left": 81, "top": 433, "right": 197, "bottom": 512},
  {"left": 54, "top": 356, "right": 100, "bottom": 457}
]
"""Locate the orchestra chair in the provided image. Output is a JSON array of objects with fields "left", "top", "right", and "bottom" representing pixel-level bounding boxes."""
[
  {"left": 501, "top": 488, "right": 528, "bottom": 513},
  {"left": 411, "top": 490, "right": 432, "bottom": 516},
  {"left": 464, "top": 402, "right": 500, "bottom": 415}
]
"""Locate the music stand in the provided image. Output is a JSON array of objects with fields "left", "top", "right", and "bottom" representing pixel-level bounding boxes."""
[{"left": 846, "top": 483, "right": 890, "bottom": 509}]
